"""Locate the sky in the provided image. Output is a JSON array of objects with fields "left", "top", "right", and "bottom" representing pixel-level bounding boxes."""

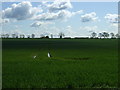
[{"left": 0, "top": 0, "right": 118, "bottom": 38}]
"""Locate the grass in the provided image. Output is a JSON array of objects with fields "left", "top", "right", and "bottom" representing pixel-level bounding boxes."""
[{"left": 2, "top": 39, "right": 118, "bottom": 88}]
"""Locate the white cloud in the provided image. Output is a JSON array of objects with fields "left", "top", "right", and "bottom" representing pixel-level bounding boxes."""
[
  {"left": 31, "top": 21, "right": 42, "bottom": 27},
  {"left": 0, "top": 12, "right": 9, "bottom": 25},
  {"left": 81, "top": 12, "right": 98, "bottom": 22},
  {"left": 35, "top": 10, "right": 83, "bottom": 21},
  {"left": 110, "top": 23, "right": 118, "bottom": 27},
  {"left": 30, "top": 21, "right": 54, "bottom": 28},
  {"left": 104, "top": 14, "right": 119, "bottom": 23},
  {"left": 72, "top": 10, "right": 83, "bottom": 15},
  {"left": 35, "top": 10, "right": 70, "bottom": 21},
  {"left": 48, "top": 0, "right": 72, "bottom": 12},
  {"left": 0, "top": 18, "right": 9, "bottom": 25},
  {"left": 2, "top": 1, "right": 42, "bottom": 20},
  {"left": 104, "top": 14, "right": 118, "bottom": 34},
  {"left": 2, "top": 1, "right": 83, "bottom": 23},
  {"left": 2, "top": 19, "right": 9, "bottom": 24},
  {"left": 34, "top": 0, "right": 83, "bottom": 21}
]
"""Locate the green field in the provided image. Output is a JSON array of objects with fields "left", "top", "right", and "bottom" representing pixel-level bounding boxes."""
[{"left": 2, "top": 39, "right": 118, "bottom": 88}]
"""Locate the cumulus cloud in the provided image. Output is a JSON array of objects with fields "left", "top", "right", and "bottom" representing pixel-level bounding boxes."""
[
  {"left": 0, "top": 18, "right": 10, "bottom": 25},
  {"left": 104, "top": 14, "right": 119, "bottom": 23},
  {"left": 34, "top": 0, "right": 83, "bottom": 21},
  {"left": 2, "top": 1, "right": 83, "bottom": 23},
  {"left": 81, "top": 12, "right": 98, "bottom": 22},
  {"left": 72, "top": 10, "right": 83, "bottom": 15},
  {"left": 30, "top": 21, "right": 54, "bottom": 28},
  {"left": 35, "top": 10, "right": 83, "bottom": 21},
  {"left": 48, "top": 0, "right": 72, "bottom": 12},
  {"left": 35, "top": 10, "right": 71, "bottom": 21},
  {"left": 110, "top": 23, "right": 118, "bottom": 27},
  {"left": 0, "top": 12, "right": 9, "bottom": 25},
  {"left": 2, "top": 1, "right": 42, "bottom": 20},
  {"left": 31, "top": 21, "right": 42, "bottom": 27}
]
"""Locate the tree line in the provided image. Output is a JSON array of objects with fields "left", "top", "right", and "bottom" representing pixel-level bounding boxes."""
[
  {"left": 91, "top": 32, "right": 120, "bottom": 39},
  {"left": 0, "top": 32, "right": 65, "bottom": 39},
  {"left": 0, "top": 32, "right": 120, "bottom": 39}
]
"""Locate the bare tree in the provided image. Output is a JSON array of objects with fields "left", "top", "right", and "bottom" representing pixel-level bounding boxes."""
[
  {"left": 115, "top": 33, "right": 120, "bottom": 38},
  {"left": 98, "top": 33, "right": 102, "bottom": 39},
  {"left": 110, "top": 33, "right": 115, "bottom": 39},
  {"left": 91, "top": 32, "right": 97, "bottom": 38},
  {"left": 59, "top": 32, "right": 65, "bottom": 39},
  {"left": 1, "top": 34, "right": 5, "bottom": 38},
  {"left": 31, "top": 34, "right": 35, "bottom": 38},
  {"left": 50, "top": 34, "right": 53, "bottom": 38},
  {"left": 5, "top": 34, "right": 9, "bottom": 38},
  {"left": 20, "top": 34, "right": 25, "bottom": 38},
  {"left": 102, "top": 32, "right": 109, "bottom": 38},
  {"left": 12, "top": 34, "right": 16, "bottom": 38}
]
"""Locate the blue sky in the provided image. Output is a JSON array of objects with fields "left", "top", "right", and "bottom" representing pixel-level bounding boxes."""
[{"left": 1, "top": 1, "right": 118, "bottom": 37}]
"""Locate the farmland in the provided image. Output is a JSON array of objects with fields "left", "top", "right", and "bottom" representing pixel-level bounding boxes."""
[{"left": 2, "top": 39, "right": 118, "bottom": 88}]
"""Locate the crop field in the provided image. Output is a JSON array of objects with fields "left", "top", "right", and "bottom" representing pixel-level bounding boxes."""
[{"left": 2, "top": 39, "right": 118, "bottom": 88}]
